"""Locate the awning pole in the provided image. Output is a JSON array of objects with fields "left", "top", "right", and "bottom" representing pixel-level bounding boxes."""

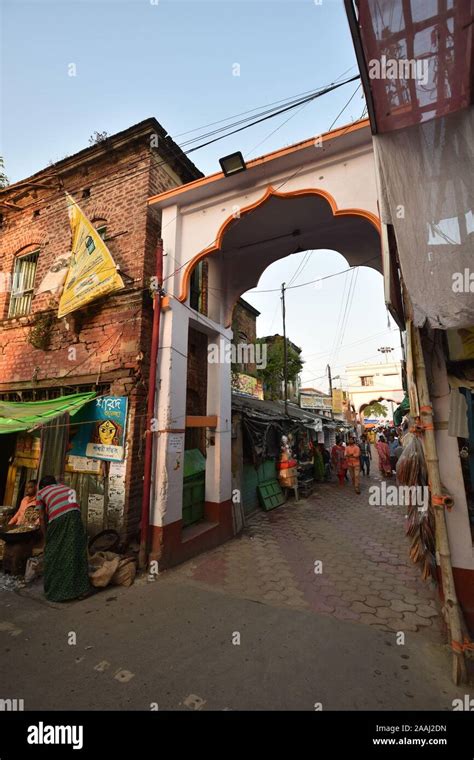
[{"left": 412, "top": 326, "right": 468, "bottom": 684}]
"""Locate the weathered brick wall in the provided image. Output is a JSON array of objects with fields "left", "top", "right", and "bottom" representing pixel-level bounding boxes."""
[
  {"left": 0, "top": 132, "right": 192, "bottom": 539},
  {"left": 231, "top": 300, "right": 258, "bottom": 374},
  {"left": 186, "top": 328, "right": 208, "bottom": 415}
]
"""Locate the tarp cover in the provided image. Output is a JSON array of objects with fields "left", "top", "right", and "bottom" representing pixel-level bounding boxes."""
[
  {"left": 358, "top": 0, "right": 472, "bottom": 133},
  {"left": 374, "top": 107, "right": 474, "bottom": 329},
  {"left": 0, "top": 392, "right": 96, "bottom": 434},
  {"left": 393, "top": 395, "right": 410, "bottom": 426}
]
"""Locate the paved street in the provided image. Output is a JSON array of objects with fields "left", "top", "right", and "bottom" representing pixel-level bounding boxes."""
[
  {"left": 1, "top": 472, "right": 471, "bottom": 711},
  {"left": 170, "top": 474, "right": 442, "bottom": 634}
]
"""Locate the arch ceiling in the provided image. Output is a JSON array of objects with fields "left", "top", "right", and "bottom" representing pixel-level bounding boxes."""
[{"left": 182, "top": 186, "right": 382, "bottom": 325}]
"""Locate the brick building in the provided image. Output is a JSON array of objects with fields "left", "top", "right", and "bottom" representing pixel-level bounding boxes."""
[{"left": 0, "top": 118, "right": 202, "bottom": 539}]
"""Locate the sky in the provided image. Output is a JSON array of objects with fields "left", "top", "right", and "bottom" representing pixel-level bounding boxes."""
[{"left": 1, "top": 0, "right": 402, "bottom": 392}]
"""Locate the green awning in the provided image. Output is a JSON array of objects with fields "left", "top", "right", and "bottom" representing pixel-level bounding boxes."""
[{"left": 0, "top": 392, "right": 96, "bottom": 434}]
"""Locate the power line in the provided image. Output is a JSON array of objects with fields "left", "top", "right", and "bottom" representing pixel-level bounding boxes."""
[
  {"left": 2, "top": 75, "right": 362, "bottom": 235},
  {"left": 302, "top": 328, "right": 397, "bottom": 362},
  {"left": 287, "top": 250, "right": 312, "bottom": 288},
  {"left": 247, "top": 255, "right": 379, "bottom": 293},
  {"left": 330, "top": 267, "right": 351, "bottom": 363},
  {"left": 173, "top": 65, "right": 357, "bottom": 139},
  {"left": 328, "top": 84, "right": 362, "bottom": 131},
  {"left": 184, "top": 75, "right": 361, "bottom": 154}
]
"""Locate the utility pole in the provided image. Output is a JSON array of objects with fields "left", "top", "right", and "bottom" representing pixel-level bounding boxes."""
[
  {"left": 327, "top": 364, "right": 333, "bottom": 419},
  {"left": 281, "top": 282, "right": 288, "bottom": 415},
  {"left": 378, "top": 346, "right": 395, "bottom": 420}
]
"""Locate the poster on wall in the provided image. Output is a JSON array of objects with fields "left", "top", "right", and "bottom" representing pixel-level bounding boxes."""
[
  {"left": 57, "top": 193, "right": 125, "bottom": 318},
  {"left": 69, "top": 397, "right": 128, "bottom": 462},
  {"left": 14, "top": 433, "right": 41, "bottom": 468}
]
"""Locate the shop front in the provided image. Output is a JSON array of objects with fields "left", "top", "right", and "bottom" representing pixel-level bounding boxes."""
[
  {"left": 231, "top": 394, "right": 328, "bottom": 515},
  {"left": 0, "top": 392, "right": 130, "bottom": 539}
]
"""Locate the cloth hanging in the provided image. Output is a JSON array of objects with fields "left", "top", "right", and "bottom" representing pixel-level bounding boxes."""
[
  {"left": 38, "top": 413, "right": 70, "bottom": 484},
  {"left": 373, "top": 107, "right": 474, "bottom": 329},
  {"left": 448, "top": 389, "right": 469, "bottom": 439}
]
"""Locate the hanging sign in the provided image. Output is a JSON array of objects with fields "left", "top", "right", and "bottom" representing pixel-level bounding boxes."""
[
  {"left": 69, "top": 397, "right": 128, "bottom": 462},
  {"left": 332, "top": 389, "right": 343, "bottom": 414},
  {"left": 58, "top": 193, "right": 124, "bottom": 318}
]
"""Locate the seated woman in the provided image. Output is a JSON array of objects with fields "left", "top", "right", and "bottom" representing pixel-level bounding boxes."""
[{"left": 9, "top": 480, "right": 38, "bottom": 526}]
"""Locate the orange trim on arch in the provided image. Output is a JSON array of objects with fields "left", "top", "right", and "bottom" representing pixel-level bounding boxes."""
[{"left": 178, "top": 185, "right": 381, "bottom": 303}]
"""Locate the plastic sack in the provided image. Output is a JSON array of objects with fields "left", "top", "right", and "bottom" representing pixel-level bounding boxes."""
[
  {"left": 88, "top": 551, "right": 120, "bottom": 588},
  {"left": 25, "top": 555, "right": 44, "bottom": 583},
  {"left": 396, "top": 433, "right": 427, "bottom": 487},
  {"left": 111, "top": 556, "right": 137, "bottom": 587}
]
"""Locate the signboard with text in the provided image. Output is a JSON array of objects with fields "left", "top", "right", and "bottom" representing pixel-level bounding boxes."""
[
  {"left": 300, "top": 393, "right": 332, "bottom": 411},
  {"left": 69, "top": 396, "right": 128, "bottom": 462}
]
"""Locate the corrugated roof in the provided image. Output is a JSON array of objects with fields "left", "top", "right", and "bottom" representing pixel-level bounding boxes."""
[{"left": 232, "top": 392, "right": 325, "bottom": 423}]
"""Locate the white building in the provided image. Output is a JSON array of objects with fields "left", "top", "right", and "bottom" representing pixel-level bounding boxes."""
[{"left": 346, "top": 360, "right": 404, "bottom": 420}]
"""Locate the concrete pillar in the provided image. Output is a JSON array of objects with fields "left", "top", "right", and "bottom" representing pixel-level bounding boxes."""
[
  {"left": 150, "top": 299, "right": 189, "bottom": 534},
  {"left": 161, "top": 205, "right": 181, "bottom": 299},
  {"left": 205, "top": 332, "right": 232, "bottom": 507}
]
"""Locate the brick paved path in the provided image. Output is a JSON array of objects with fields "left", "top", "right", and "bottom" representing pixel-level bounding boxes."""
[{"left": 168, "top": 473, "right": 443, "bottom": 639}]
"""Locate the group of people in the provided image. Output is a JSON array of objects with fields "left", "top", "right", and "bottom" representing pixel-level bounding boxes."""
[
  {"left": 329, "top": 428, "right": 403, "bottom": 494},
  {"left": 7, "top": 476, "right": 90, "bottom": 603},
  {"left": 374, "top": 429, "right": 404, "bottom": 478},
  {"left": 330, "top": 435, "right": 368, "bottom": 494}
]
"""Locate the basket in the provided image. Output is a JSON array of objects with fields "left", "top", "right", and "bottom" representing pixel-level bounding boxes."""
[{"left": 0, "top": 526, "right": 40, "bottom": 544}]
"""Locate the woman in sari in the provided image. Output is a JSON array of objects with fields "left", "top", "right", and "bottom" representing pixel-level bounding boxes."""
[
  {"left": 376, "top": 435, "right": 392, "bottom": 477},
  {"left": 313, "top": 442, "right": 325, "bottom": 482},
  {"left": 36, "top": 475, "right": 91, "bottom": 602},
  {"left": 331, "top": 437, "right": 346, "bottom": 485}
]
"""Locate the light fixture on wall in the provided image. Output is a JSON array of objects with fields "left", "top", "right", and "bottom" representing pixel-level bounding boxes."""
[{"left": 219, "top": 152, "right": 246, "bottom": 177}]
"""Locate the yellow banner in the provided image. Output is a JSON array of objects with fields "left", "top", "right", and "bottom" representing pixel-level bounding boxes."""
[
  {"left": 332, "top": 388, "right": 343, "bottom": 414},
  {"left": 58, "top": 193, "right": 124, "bottom": 318}
]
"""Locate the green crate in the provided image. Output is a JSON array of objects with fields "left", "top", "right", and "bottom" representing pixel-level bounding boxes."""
[
  {"left": 182, "top": 476, "right": 205, "bottom": 526},
  {"left": 183, "top": 449, "right": 206, "bottom": 479},
  {"left": 257, "top": 459, "right": 277, "bottom": 484},
  {"left": 257, "top": 479, "right": 285, "bottom": 511}
]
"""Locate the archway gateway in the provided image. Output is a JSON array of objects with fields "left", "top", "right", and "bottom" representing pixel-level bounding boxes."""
[{"left": 147, "top": 118, "right": 382, "bottom": 567}]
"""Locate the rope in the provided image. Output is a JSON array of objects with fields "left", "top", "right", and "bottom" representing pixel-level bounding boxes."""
[{"left": 451, "top": 638, "right": 474, "bottom": 653}]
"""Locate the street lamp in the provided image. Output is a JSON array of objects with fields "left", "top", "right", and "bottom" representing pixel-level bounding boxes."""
[
  {"left": 378, "top": 346, "right": 394, "bottom": 363},
  {"left": 219, "top": 152, "right": 246, "bottom": 177}
]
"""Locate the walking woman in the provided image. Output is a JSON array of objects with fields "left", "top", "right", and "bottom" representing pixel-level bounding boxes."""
[
  {"left": 375, "top": 435, "right": 392, "bottom": 478},
  {"left": 331, "top": 437, "right": 347, "bottom": 485},
  {"left": 36, "top": 476, "right": 91, "bottom": 602}
]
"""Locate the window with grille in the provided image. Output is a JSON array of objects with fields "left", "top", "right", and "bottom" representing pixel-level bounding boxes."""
[
  {"left": 360, "top": 375, "right": 374, "bottom": 386},
  {"left": 8, "top": 251, "right": 39, "bottom": 318}
]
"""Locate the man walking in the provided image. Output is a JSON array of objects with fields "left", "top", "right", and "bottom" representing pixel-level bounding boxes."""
[
  {"left": 359, "top": 434, "right": 372, "bottom": 476},
  {"left": 345, "top": 435, "right": 361, "bottom": 494}
]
